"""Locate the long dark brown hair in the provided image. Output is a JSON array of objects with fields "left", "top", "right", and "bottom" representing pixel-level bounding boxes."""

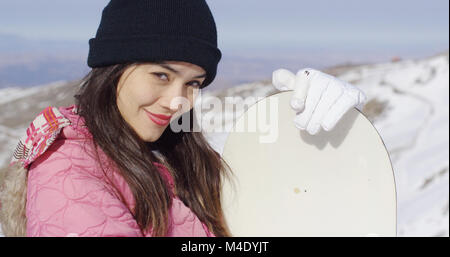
[{"left": 74, "top": 63, "right": 233, "bottom": 236}]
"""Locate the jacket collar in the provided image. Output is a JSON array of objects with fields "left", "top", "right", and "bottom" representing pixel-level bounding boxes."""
[{"left": 58, "top": 105, "right": 92, "bottom": 140}]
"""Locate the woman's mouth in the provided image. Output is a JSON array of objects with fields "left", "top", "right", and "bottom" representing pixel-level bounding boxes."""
[{"left": 145, "top": 110, "right": 171, "bottom": 126}]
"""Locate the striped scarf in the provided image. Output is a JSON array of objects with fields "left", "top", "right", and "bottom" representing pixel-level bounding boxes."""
[{"left": 10, "top": 106, "right": 72, "bottom": 168}]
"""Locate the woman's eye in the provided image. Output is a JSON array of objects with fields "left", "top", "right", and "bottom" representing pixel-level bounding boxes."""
[
  {"left": 152, "top": 73, "right": 202, "bottom": 87},
  {"left": 188, "top": 81, "right": 202, "bottom": 87},
  {"left": 153, "top": 73, "right": 169, "bottom": 81}
]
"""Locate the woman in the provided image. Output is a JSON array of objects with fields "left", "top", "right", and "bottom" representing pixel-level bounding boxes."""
[{"left": 0, "top": 0, "right": 366, "bottom": 237}]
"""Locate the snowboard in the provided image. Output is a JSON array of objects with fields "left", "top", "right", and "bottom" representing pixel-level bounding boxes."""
[{"left": 220, "top": 90, "right": 397, "bottom": 236}]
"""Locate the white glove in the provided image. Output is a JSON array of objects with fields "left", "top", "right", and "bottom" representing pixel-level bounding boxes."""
[{"left": 272, "top": 68, "right": 367, "bottom": 135}]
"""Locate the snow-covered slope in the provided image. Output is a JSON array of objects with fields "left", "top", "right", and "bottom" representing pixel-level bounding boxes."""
[
  {"left": 0, "top": 52, "right": 448, "bottom": 236},
  {"left": 337, "top": 53, "right": 449, "bottom": 236}
]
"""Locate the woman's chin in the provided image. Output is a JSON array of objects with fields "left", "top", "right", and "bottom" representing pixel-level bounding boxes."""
[{"left": 139, "top": 129, "right": 165, "bottom": 143}]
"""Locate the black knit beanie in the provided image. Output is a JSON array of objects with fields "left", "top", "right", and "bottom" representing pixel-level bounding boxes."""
[{"left": 87, "top": 0, "right": 222, "bottom": 88}]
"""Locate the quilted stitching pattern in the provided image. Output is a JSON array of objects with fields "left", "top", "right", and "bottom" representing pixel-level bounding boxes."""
[{"left": 25, "top": 105, "right": 215, "bottom": 237}]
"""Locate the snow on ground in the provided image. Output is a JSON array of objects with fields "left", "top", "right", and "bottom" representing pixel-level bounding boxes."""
[{"left": 338, "top": 53, "right": 449, "bottom": 236}]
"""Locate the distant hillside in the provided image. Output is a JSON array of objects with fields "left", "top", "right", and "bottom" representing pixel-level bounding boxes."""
[{"left": 0, "top": 33, "right": 88, "bottom": 88}]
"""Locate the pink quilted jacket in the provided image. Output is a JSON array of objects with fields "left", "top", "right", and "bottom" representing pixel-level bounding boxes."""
[{"left": 25, "top": 105, "right": 215, "bottom": 237}]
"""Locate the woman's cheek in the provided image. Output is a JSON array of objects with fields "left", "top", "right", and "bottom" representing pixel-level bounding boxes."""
[{"left": 133, "top": 86, "right": 159, "bottom": 107}]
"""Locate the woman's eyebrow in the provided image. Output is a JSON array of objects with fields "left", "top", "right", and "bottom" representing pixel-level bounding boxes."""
[{"left": 157, "top": 63, "right": 206, "bottom": 79}]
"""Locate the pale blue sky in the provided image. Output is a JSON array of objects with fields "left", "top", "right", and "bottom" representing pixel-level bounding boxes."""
[
  {"left": 0, "top": 0, "right": 448, "bottom": 62},
  {"left": 0, "top": 0, "right": 448, "bottom": 89},
  {"left": 0, "top": 0, "right": 448, "bottom": 48}
]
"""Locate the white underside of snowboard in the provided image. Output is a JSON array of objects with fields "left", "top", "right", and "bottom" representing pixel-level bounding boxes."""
[{"left": 221, "top": 91, "right": 397, "bottom": 236}]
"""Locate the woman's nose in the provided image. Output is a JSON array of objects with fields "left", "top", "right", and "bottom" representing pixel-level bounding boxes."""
[{"left": 161, "top": 84, "right": 190, "bottom": 113}]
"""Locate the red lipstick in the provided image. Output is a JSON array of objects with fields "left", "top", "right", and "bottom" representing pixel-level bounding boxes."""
[{"left": 145, "top": 110, "right": 172, "bottom": 126}]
